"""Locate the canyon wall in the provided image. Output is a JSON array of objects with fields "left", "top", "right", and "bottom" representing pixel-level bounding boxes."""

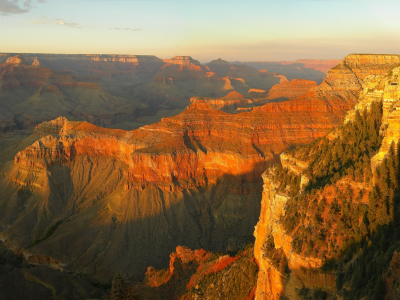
[
  {"left": 2, "top": 53, "right": 396, "bottom": 286},
  {"left": 2, "top": 74, "right": 350, "bottom": 282},
  {"left": 253, "top": 54, "right": 400, "bottom": 299}
]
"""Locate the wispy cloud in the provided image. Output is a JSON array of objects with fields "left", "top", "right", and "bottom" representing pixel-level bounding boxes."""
[
  {"left": 110, "top": 27, "right": 142, "bottom": 32},
  {"left": 32, "top": 15, "right": 50, "bottom": 24},
  {"left": 0, "top": 0, "right": 28, "bottom": 15},
  {"left": 56, "top": 19, "right": 81, "bottom": 28},
  {"left": 0, "top": 0, "right": 44, "bottom": 15}
]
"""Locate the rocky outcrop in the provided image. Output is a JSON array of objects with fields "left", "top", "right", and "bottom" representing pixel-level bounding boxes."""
[
  {"left": 164, "top": 56, "right": 202, "bottom": 67},
  {"left": 342, "top": 64, "right": 400, "bottom": 168},
  {"left": 189, "top": 91, "right": 253, "bottom": 112},
  {"left": 253, "top": 54, "right": 400, "bottom": 300},
  {"left": 110, "top": 245, "right": 258, "bottom": 300},
  {"left": 253, "top": 169, "right": 335, "bottom": 300}
]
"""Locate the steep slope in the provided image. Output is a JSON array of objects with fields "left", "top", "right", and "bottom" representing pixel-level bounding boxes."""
[
  {"left": 0, "top": 53, "right": 392, "bottom": 285},
  {"left": 253, "top": 62, "right": 400, "bottom": 299}
]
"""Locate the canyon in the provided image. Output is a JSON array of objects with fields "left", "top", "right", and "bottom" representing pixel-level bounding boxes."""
[
  {"left": 1, "top": 53, "right": 399, "bottom": 299},
  {"left": 0, "top": 53, "right": 336, "bottom": 133}
]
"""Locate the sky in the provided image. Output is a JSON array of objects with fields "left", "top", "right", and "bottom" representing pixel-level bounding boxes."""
[{"left": 1, "top": 0, "right": 400, "bottom": 62}]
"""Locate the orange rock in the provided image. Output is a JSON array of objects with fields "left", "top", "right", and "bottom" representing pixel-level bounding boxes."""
[{"left": 263, "top": 79, "right": 317, "bottom": 101}]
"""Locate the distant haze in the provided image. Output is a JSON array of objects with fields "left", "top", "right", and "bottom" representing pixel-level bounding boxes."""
[{"left": 1, "top": 0, "right": 399, "bottom": 62}]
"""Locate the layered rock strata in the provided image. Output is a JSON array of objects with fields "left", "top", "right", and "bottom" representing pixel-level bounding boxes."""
[
  {"left": 4, "top": 79, "right": 349, "bottom": 281},
  {"left": 253, "top": 54, "right": 400, "bottom": 299},
  {"left": 264, "top": 79, "right": 317, "bottom": 101},
  {"left": 2, "top": 53, "right": 393, "bottom": 284},
  {"left": 253, "top": 170, "right": 335, "bottom": 300},
  {"left": 343, "top": 65, "right": 400, "bottom": 167}
]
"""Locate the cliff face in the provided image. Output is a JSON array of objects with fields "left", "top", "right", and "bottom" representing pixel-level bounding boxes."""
[
  {"left": 343, "top": 64, "right": 400, "bottom": 167},
  {"left": 253, "top": 171, "right": 335, "bottom": 300},
  {"left": 253, "top": 54, "right": 400, "bottom": 299}
]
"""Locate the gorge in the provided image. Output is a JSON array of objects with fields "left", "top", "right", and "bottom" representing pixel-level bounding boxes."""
[{"left": 1, "top": 53, "right": 400, "bottom": 299}]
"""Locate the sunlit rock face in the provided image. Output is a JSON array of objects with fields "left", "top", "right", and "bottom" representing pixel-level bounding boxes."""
[
  {"left": 253, "top": 171, "right": 335, "bottom": 300},
  {"left": 263, "top": 79, "right": 318, "bottom": 101},
  {"left": 253, "top": 54, "right": 400, "bottom": 300},
  {"left": 2, "top": 76, "right": 348, "bottom": 282}
]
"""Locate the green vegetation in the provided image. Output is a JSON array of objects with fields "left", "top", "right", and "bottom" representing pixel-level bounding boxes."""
[
  {"left": 27, "top": 220, "right": 63, "bottom": 248},
  {"left": 292, "top": 101, "right": 383, "bottom": 189},
  {"left": 280, "top": 102, "right": 383, "bottom": 258},
  {"left": 269, "top": 101, "right": 400, "bottom": 298},
  {"left": 262, "top": 234, "right": 289, "bottom": 273}
]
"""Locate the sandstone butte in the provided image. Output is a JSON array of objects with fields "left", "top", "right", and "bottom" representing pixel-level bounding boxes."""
[
  {"left": 1, "top": 53, "right": 400, "bottom": 286},
  {"left": 253, "top": 79, "right": 318, "bottom": 102},
  {"left": 253, "top": 55, "right": 400, "bottom": 299}
]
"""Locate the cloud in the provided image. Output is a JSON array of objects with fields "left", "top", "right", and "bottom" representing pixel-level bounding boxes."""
[
  {"left": 56, "top": 19, "right": 81, "bottom": 28},
  {"left": 32, "top": 15, "right": 50, "bottom": 24},
  {"left": 0, "top": 0, "right": 43, "bottom": 15},
  {"left": 111, "top": 27, "right": 142, "bottom": 32}
]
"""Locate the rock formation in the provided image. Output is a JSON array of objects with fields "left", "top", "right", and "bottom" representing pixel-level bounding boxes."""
[
  {"left": 0, "top": 53, "right": 340, "bottom": 133},
  {"left": 262, "top": 79, "right": 318, "bottom": 101},
  {"left": 110, "top": 245, "right": 257, "bottom": 300},
  {"left": 0, "top": 55, "right": 150, "bottom": 131},
  {"left": 1, "top": 70, "right": 350, "bottom": 282},
  {"left": 1, "top": 53, "right": 396, "bottom": 290},
  {"left": 253, "top": 54, "right": 400, "bottom": 299}
]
